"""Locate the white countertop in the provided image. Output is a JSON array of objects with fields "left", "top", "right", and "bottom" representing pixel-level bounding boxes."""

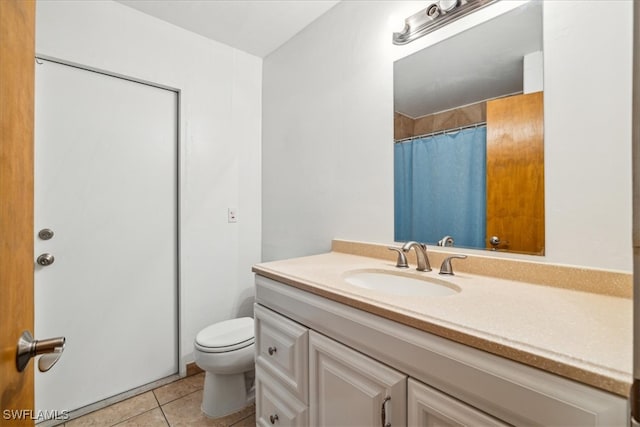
[{"left": 253, "top": 251, "right": 632, "bottom": 397}]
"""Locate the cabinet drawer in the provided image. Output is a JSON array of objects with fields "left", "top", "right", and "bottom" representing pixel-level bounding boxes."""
[
  {"left": 255, "top": 303, "right": 309, "bottom": 402},
  {"left": 256, "top": 364, "right": 308, "bottom": 427},
  {"left": 408, "top": 378, "right": 509, "bottom": 426}
]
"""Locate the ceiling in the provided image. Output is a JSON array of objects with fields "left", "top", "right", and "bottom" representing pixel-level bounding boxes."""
[
  {"left": 116, "top": 0, "right": 340, "bottom": 58},
  {"left": 394, "top": 1, "right": 543, "bottom": 119},
  {"left": 115, "top": 1, "right": 541, "bottom": 113}
]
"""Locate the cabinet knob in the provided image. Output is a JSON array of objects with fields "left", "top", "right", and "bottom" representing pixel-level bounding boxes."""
[
  {"left": 269, "top": 414, "right": 279, "bottom": 424},
  {"left": 268, "top": 346, "right": 277, "bottom": 356}
]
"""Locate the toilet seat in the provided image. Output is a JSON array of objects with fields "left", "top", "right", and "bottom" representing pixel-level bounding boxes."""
[{"left": 195, "top": 317, "right": 254, "bottom": 353}]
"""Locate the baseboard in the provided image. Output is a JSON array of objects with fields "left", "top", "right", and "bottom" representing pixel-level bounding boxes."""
[{"left": 186, "top": 361, "right": 204, "bottom": 376}]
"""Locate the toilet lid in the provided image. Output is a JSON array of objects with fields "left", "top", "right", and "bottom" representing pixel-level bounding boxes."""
[{"left": 195, "top": 317, "right": 254, "bottom": 353}]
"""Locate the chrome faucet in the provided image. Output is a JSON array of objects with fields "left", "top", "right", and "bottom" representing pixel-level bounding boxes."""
[{"left": 401, "top": 241, "right": 431, "bottom": 272}]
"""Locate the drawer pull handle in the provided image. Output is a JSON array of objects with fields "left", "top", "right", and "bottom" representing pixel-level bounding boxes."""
[
  {"left": 381, "top": 396, "right": 391, "bottom": 427},
  {"left": 268, "top": 346, "right": 277, "bottom": 355},
  {"left": 269, "top": 414, "right": 279, "bottom": 424}
]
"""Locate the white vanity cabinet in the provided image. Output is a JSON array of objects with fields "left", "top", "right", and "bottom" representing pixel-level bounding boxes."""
[
  {"left": 309, "top": 330, "right": 406, "bottom": 426},
  {"left": 255, "top": 301, "right": 501, "bottom": 427},
  {"left": 255, "top": 304, "right": 309, "bottom": 426},
  {"left": 254, "top": 275, "right": 628, "bottom": 426}
]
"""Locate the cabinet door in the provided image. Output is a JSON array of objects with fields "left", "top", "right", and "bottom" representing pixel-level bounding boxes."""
[
  {"left": 408, "top": 378, "right": 509, "bottom": 427},
  {"left": 255, "top": 303, "right": 309, "bottom": 402},
  {"left": 309, "top": 331, "right": 406, "bottom": 426},
  {"left": 256, "top": 364, "right": 308, "bottom": 427}
]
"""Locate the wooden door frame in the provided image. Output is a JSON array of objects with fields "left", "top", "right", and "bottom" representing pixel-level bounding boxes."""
[{"left": 0, "top": 0, "right": 36, "bottom": 425}]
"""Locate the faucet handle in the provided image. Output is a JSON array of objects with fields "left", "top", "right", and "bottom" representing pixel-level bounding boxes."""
[
  {"left": 437, "top": 236, "right": 454, "bottom": 247},
  {"left": 439, "top": 255, "right": 467, "bottom": 275},
  {"left": 388, "top": 247, "right": 409, "bottom": 268}
]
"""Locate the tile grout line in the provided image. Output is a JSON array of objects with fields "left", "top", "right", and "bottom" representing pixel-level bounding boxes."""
[
  {"left": 159, "top": 406, "right": 172, "bottom": 427},
  {"left": 159, "top": 388, "right": 204, "bottom": 426},
  {"left": 152, "top": 388, "right": 172, "bottom": 427},
  {"left": 154, "top": 374, "right": 205, "bottom": 406},
  {"left": 107, "top": 392, "right": 161, "bottom": 427},
  {"left": 159, "top": 387, "right": 204, "bottom": 407},
  {"left": 110, "top": 408, "right": 158, "bottom": 427},
  {"left": 228, "top": 412, "right": 255, "bottom": 427},
  {"left": 71, "top": 374, "right": 254, "bottom": 427},
  {"left": 62, "top": 376, "right": 189, "bottom": 427}
]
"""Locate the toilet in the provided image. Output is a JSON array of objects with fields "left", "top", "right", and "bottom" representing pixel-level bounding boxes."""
[{"left": 193, "top": 317, "right": 255, "bottom": 418}]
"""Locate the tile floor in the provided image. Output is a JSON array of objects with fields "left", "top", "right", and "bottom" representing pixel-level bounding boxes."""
[{"left": 59, "top": 373, "right": 255, "bottom": 426}]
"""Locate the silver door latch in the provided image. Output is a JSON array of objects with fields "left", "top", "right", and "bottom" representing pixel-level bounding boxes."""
[{"left": 17, "top": 331, "right": 65, "bottom": 372}]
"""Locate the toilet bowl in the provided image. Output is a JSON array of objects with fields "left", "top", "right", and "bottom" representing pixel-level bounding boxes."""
[{"left": 193, "top": 317, "right": 255, "bottom": 418}]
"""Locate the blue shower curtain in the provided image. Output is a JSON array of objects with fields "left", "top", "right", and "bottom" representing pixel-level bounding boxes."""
[{"left": 394, "top": 126, "right": 487, "bottom": 248}]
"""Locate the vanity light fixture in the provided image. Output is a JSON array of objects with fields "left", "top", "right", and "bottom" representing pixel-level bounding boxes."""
[{"left": 392, "top": 0, "right": 498, "bottom": 45}]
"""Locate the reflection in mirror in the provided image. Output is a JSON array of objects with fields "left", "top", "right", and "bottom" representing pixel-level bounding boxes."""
[{"left": 393, "top": 1, "right": 544, "bottom": 255}]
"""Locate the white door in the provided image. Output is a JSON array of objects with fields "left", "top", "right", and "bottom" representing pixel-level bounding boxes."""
[
  {"left": 309, "top": 331, "right": 406, "bottom": 426},
  {"left": 34, "top": 59, "right": 178, "bottom": 412}
]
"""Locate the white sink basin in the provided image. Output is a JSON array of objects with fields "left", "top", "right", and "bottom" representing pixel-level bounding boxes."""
[{"left": 343, "top": 270, "right": 460, "bottom": 297}]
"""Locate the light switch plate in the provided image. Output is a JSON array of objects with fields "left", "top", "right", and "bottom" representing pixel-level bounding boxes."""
[{"left": 228, "top": 208, "right": 238, "bottom": 223}]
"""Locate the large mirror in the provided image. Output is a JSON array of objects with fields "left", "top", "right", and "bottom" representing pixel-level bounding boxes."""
[{"left": 393, "top": 1, "right": 544, "bottom": 255}]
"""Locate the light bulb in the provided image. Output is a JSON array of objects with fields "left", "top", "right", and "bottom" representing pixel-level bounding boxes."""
[{"left": 438, "top": 0, "right": 458, "bottom": 12}]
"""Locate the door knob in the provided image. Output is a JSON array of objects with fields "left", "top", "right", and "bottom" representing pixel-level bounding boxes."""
[
  {"left": 37, "top": 253, "right": 55, "bottom": 266},
  {"left": 17, "top": 331, "right": 65, "bottom": 372},
  {"left": 489, "top": 236, "right": 509, "bottom": 250}
]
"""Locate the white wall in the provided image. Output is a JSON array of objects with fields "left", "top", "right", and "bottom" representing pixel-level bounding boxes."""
[
  {"left": 524, "top": 51, "right": 543, "bottom": 94},
  {"left": 36, "top": 0, "right": 262, "bottom": 370},
  {"left": 262, "top": 0, "right": 633, "bottom": 273}
]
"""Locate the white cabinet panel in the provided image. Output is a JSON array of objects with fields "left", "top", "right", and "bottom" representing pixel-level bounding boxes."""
[
  {"left": 408, "top": 378, "right": 509, "bottom": 427},
  {"left": 256, "top": 276, "right": 627, "bottom": 427},
  {"left": 309, "top": 331, "right": 406, "bottom": 426},
  {"left": 255, "top": 303, "right": 309, "bottom": 402},
  {"left": 256, "top": 364, "right": 308, "bottom": 427}
]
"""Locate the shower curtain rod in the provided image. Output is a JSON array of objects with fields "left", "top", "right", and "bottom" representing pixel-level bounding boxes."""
[{"left": 395, "top": 121, "right": 486, "bottom": 143}]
